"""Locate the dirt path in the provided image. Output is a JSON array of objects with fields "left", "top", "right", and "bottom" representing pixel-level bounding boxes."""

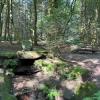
[{"left": 61, "top": 52, "right": 100, "bottom": 88}]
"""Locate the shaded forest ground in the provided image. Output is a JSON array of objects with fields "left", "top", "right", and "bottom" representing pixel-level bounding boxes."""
[
  {"left": 0, "top": 42, "right": 100, "bottom": 88},
  {"left": 0, "top": 42, "right": 22, "bottom": 51},
  {"left": 60, "top": 51, "right": 100, "bottom": 88},
  {"left": 0, "top": 42, "right": 100, "bottom": 99}
]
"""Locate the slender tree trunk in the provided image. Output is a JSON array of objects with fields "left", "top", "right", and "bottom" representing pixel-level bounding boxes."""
[
  {"left": 10, "top": 0, "right": 14, "bottom": 42},
  {"left": 2, "top": 0, "right": 10, "bottom": 41},
  {"left": 2, "top": 3, "right": 7, "bottom": 40},
  {"left": 6, "top": 0, "right": 10, "bottom": 41},
  {"left": 0, "top": 12, "right": 2, "bottom": 38},
  {"left": 0, "top": 0, "right": 4, "bottom": 38},
  {"left": 33, "top": 0, "right": 38, "bottom": 46}
]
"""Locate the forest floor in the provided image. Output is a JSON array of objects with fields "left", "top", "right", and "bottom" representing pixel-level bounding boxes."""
[
  {"left": 61, "top": 52, "right": 100, "bottom": 88},
  {"left": 0, "top": 42, "right": 100, "bottom": 99},
  {"left": 0, "top": 41, "right": 22, "bottom": 51},
  {"left": 0, "top": 42, "right": 100, "bottom": 88}
]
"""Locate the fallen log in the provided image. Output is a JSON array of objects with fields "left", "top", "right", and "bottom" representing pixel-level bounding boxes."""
[{"left": 72, "top": 48, "right": 99, "bottom": 54}]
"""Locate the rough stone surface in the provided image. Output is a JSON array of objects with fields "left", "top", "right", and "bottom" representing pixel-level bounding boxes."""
[
  {"left": 12, "top": 71, "right": 51, "bottom": 96},
  {"left": 60, "top": 79, "right": 82, "bottom": 99},
  {"left": 17, "top": 51, "right": 42, "bottom": 59}
]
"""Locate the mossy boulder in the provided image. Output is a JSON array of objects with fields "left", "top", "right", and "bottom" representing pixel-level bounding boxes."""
[
  {"left": 34, "top": 57, "right": 69, "bottom": 75},
  {"left": 34, "top": 59, "right": 55, "bottom": 73},
  {"left": 17, "top": 51, "right": 42, "bottom": 59}
]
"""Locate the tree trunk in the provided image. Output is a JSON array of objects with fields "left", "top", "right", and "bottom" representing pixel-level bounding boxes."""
[
  {"left": 0, "top": 0, "right": 4, "bottom": 38},
  {"left": 6, "top": 0, "right": 10, "bottom": 41},
  {"left": 33, "top": 0, "right": 38, "bottom": 46}
]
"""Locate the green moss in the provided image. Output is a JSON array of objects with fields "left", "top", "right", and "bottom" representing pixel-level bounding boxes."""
[
  {"left": 75, "top": 82, "right": 97, "bottom": 100},
  {"left": 0, "top": 51, "right": 16, "bottom": 58},
  {"left": 35, "top": 59, "right": 55, "bottom": 73},
  {"left": 39, "top": 84, "right": 60, "bottom": 100},
  {"left": 35, "top": 58, "right": 69, "bottom": 75},
  {"left": 3, "top": 59, "right": 17, "bottom": 69},
  {"left": 62, "top": 66, "right": 89, "bottom": 80},
  {"left": 56, "top": 61, "right": 68, "bottom": 68},
  {"left": 1, "top": 93, "right": 17, "bottom": 100},
  {"left": 0, "top": 75, "right": 17, "bottom": 100}
]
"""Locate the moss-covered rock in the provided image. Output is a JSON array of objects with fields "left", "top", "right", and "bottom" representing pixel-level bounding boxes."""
[
  {"left": 34, "top": 58, "right": 68, "bottom": 74},
  {"left": 34, "top": 59, "right": 55, "bottom": 73},
  {"left": 17, "top": 51, "right": 42, "bottom": 59}
]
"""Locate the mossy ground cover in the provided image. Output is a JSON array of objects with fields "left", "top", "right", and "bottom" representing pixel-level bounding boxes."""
[
  {"left": 0, "top": 51, "right": 16, "bottom": 59},
  {"left": 0, "top": 75, "right": 16, "bottom": 100},
  {"left": 0, "top": 50, "right": 99, "bottom": 100},
  {"left": 0, "top": 56, "right": 17, "bottom": 100}
]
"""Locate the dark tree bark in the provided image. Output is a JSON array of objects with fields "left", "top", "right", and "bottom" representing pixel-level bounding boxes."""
[
  {"left": 33, "top": 0, "right": 38, "bottom": 46},
  {"left": 6, "top": 0, "right": 10, "bottom": 40},
  {"left": 0, "top": 0, "right": 4, "bottom": 38}
]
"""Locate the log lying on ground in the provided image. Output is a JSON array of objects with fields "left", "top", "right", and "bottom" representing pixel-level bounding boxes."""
[{"left": 72, "top": 48, "right": 99, "bottom": 54}]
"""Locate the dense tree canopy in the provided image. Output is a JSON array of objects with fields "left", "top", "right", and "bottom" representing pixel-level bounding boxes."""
[{"left": 0, "top": 0, "right": 100, "bottom": 48}]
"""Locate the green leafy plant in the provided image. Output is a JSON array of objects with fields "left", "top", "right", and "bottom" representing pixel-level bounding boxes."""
[
  {"left": 0, "top": 75, "right": 17, "bottom": 100},
  {"left": 56, "top": 62, "right": 69, "bottom": 69},
  {"left": 3, "top": 60, "right": 17, "bottom": 70},
  {"left": 62, "top": 66, "right": 89, "bottom": 80},
  {"left": 47, "top": 89, "right": 60, "bottom": 100},
  {"left": 75, "top": 82, "right": 97, "bottom": 100},
  {"left": 43, "top": 62, "right": 55, "bottom": 72},
  {"left": 40, "top": 84, "right": 60, "bottom": 100},
  {"left": 93, "top": 91, "right": 100, "bottom": 100},
  {"left": 83, "top": 91, "right": 100, "bottom": 100},
  {"left": 35, "top": 60, "right": 55, "bottom": 73}
]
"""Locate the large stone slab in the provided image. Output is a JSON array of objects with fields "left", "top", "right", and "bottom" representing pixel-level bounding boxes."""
[
  {"left": 17, "top": 51, "right": 42, "bottom": 59},
  {"left": 12, "top": 76, "right": 38, "bottom": 96},
  {"left": 12, "top": 72, "right": 50, "bottom": 96}
]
